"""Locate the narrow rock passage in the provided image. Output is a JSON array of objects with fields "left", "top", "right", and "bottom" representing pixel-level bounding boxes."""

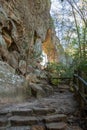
[{"left": 0, "top": 85, "right": 83, "bottom": 130}]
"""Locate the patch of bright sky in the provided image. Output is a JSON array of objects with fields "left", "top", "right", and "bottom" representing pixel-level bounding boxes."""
[
  {"left": 50, "top": 0, "right": 83, "bottom": 47},
  {"left": 50, "top": 0, "right": 72, "bottom": 45},
  {"left": 50, "top": 0, "right": 70, "bottom": 14},
  {"left": 40, "top": 51, "right": 48, "bottom": 67},
  {"left": 50, "top": 0, "right": 62, "bottom": 13}
]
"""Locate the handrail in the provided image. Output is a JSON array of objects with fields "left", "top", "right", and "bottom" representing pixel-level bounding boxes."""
[
  {"left": 73, "top": 72, "right": 87, "bottom": 108},
  {"left": 52, "top": 77, "right": 72, "bottom": 79},
  {"left": 74, "top": 74, "right": 87, "bottom": 87}
]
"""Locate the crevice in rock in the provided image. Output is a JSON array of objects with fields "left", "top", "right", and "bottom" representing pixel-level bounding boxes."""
[
  {"left": 34, "top": 31, "right": 37, "bottom": 44},
  {"left": 2, "top": 26, "right": 11, "bottom": 37},
  {"left": 31, "top": 88, "right": 37, "bottom": 98},
  {"left": 8, "top": 40, "right": 20, "bottom": 53},
  {"left": 2, "top": 25, "right": 20, "bottom": 53},
  {"left": 2, "top": 27, "right": 12, "bottom": 47},
  {"left": 0, "top": 22, "right": 3, "bottom": 27}
]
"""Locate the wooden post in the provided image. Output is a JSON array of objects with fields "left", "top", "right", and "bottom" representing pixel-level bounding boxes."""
[
  {"left": 78, "top": 70, "right": 84, "bottom": 108},
  {"left": 73, "top": 70, "right": 79, "bottom": 101}
]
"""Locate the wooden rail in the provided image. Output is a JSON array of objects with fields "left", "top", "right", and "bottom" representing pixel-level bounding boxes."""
[{"left": 73, "top": 71, "right": 87, "bottom": 109}]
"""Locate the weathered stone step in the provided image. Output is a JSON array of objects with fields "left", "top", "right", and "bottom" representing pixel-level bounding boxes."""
[
  {"left": 46, "top": 122, "right": 67, "bottom": 130},
  {"left": 0, "top": 125, "right": 45, "bottom": 130},
  {"left": 33, "top": 107, "right": 55, "bottom": 116},
  {"left": 6, "top": 126, "right": 30, "bottom": 130},
  {"left": 0, "top": 110, "right": 8, "bottom": 116},
  {"left": 31, "top": 125, "right": 45, "bottom": 130},
  {"left": 9, "top": 116, "right": 38, "bottom": 126},
  {"left": 11, "top": 109, "right": 33, "bottom": 116},
  {"left": 67, "top": 125, "right": 83, "bottom": 130},
  {"left": 0, "top": 117, "right": 8, "bottom": 127},
  {"left": 43, "top": 114, "right": 67, "bottom": 123}
]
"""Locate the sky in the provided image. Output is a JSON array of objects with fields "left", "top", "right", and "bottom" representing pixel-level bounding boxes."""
[
  {"left": 50, "top": 1, "right": 68, "bottom": 50},
  {"left": 50, "top": 0, "right": 84, "bottom": 48},
  {"left": 50, "top": 0, "right": 62, "bottom": 14}
]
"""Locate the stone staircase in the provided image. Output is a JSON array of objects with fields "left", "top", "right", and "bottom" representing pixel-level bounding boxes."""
[
  {"left": 0, "top": 107, "right": 66, "bottom": 130},
  {"left": 0, "top": 107, "right": 82, "bottom": 130}
]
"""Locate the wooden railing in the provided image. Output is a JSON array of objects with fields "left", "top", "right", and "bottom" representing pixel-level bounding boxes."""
[{"left": 73, "top": 71, "right": 87, "bottom": 108}]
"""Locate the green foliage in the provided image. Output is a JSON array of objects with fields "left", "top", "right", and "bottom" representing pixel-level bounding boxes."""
[
  {"left": 50, "top": 0, "right": 87, "bottom": 81},
  {"left": 72, "top": 49, "right": 87, "bottom": 80},
  {"left": 51, "top": 78, "right": 60, "bottom": 86},
  {"left": 47, "top": 62, "right": 74, "bottom": 78},
  {"left": 77, "top": 59, "right": 87, "bottom": 73},
  {"left": 47, "top": 62, "right": 74, "bottom": 86}
]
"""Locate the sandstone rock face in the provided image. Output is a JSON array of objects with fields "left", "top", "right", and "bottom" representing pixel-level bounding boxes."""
[
  {"left": 0, "top": 0, "right": 51, "bottom": 72},
  {"left": 0, "top": 61, "right": 27, "bottom": 102},
  {"left": 0, "top": 0, "right": 68, "bottom": 104},
  {"left": 52, "top": 34, "right": 66, "bottom": 63},
  {"left": 41, "top": 25, "right": 66, "bottom": 64},
  {"left": 19, "top": 60, "right": 26, "bottom": 75},
  {"left": 0, "top": 0, "right": 52, "bottom": 101}
]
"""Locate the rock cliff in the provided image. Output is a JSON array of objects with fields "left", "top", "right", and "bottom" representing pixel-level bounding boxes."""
[
  {"left": 0, "top": 0, "right": 51, "bottom": 73},
  {"left": 0, "top": 0, "right": 54, "bottom": 101},
  {"left": 0, "top": 0, "right": 61, "bottom": 102}
]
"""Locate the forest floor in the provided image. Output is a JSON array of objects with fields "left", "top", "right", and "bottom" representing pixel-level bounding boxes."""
[{"left": 0, "top": 84, "right": 86, "bottom": 130}]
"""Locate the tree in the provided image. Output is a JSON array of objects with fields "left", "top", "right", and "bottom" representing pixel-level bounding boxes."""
[{"left": 51, "top": 0, "right": 87, "bottom": 73}]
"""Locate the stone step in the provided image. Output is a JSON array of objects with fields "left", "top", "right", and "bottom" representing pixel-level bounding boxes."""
[
  {"left": 0, "top": 117, "right": 8, "bottom": 127},
  {"left": 43, "top": 114, "right": 67, "bottom": 123},
  {"left": 0, "top": 126, "right": 45, "bottom": 130},
  {"left": 67, "top": 125, "right": 83, "bottom": 130},
  {"left": 6, "top": 126, "right": 30, "bottom": 130},
  {"left": 0, "top": 110, "right": 8, "bottom": 116},
  {"left": 46, "top": 122, "right": 67, "bottom": 130},
  {"left": 33, "top": 107, "right": 55, "bottom": 116},
  {"left": 9, "top": 116, "right": 38, "bottom": 126},
  {"left": 11, "top": 109, "right": 33, "bottom": 116},
  {"left": 31, "top": 125, "right": 46, "bottom": 130}
]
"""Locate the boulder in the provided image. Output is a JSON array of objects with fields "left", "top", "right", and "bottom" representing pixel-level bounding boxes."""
[
  {"left": 0, "top": 61, "right": 15, "bottom": 73},
  {"left": 26, "top": 73, "right": 39, "bottom": 84},
  {"left": 8, "top": 52, "right": 19, "bottom": 69},
  {"left": 39, "top": 71, "right": 48, "bottom": 79},
  {"left": 34, "top": 69, "right": 41, "bottom": 77},
  {"left": 0, "top": 61, "right": 29, "bottom": 102},
  {"left": 0, "top": 35, "right": 7, "bottom": 49},
  {"left": 19, "top": 60, "right": 26, "bottom": 75},
  {"left": 29, "top": 83, "right": 45, "bottom": 98},
  {"left": 42, "top": 84, "right": 53, "bottom": 96},
  {"left": 33, "top": 69, "right": 48, "bottom": 80},
  {"left": 28, "top": 65, "right": 35, "bottom": 73}
]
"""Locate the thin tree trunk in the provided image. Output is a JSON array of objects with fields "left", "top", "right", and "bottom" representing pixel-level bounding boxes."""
[
  {"left": 72, "top": 7, "right": 82, "bottom": 58},
  {"left": 67, "top": 0, "right": 87, "bottom": 27},
  {"left": 83, "top": 26, "right": 86, "bottom": 58}
]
